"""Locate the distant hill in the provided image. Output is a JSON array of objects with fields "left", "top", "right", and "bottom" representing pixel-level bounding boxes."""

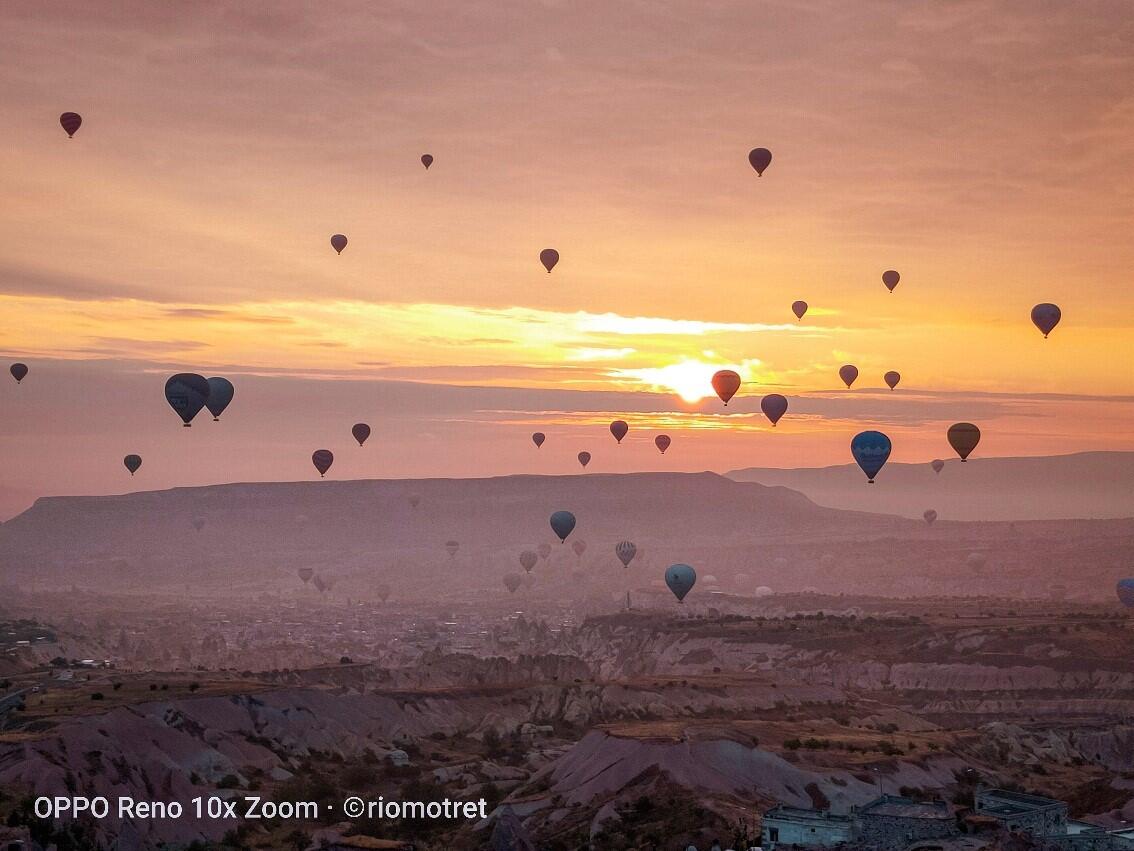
[{"left": 727, "top": 451, "right": 1134, "bottom": 521}]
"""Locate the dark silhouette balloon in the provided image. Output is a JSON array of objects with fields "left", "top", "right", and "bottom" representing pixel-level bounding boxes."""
[
  {"left": 520, "top": 550, "right": 538, "bottom": 573},
  {"left": 532, "top": 432, "right": 545, "bottom": 448},
  {"left": 164, "top": 373, "right": 211, "bottom": 427},
  {"left": 445, "top": 540, "right": 459, "bottom": 558},
  {"left": 839, "top": 365, "right": 859, "bottom": 388},
  {"left": 550, "top": 510, "right": 576, "bottom": 542},
  {"left": 947, "top": 422, "right": 981, "bottom": 462},
  {"left": 610, "top": 420, "right": 628, "bottom": 444},
  {"left": 10, "top": 363, "right": 28, "bottom": 384},
  {"left": 578, "top": 451, "right": 591, "bottom": 468},
  {"left": 538, "top": 542, "right": 552, "bottom": 560},
  {"left": 123, "top": 454, "right": 142, "bottom": 476},
  {"left": 884, "top": 371, "right": 901, "bottom": 391},
  {"left": 931, "top": 459, "right": 945, "bottom": 474},
  {"left": 760, "top": 393, "right": 788, "bottom": 426},
  {"left": 60, "top": 112, "right": 82, "bottom": 138},
  {"left": 851, "top": 430, "right": 892, "bottom": 483},
  {"left": 504, "top": 574, "right": 522, "bottom": 593},
  {"left": 376, "top": 583, "right": 391, "bottom": 602},
  {"left": 748, "top": 147, "right": 772, "bottom": 176},
  {"left": 655, "top": 434, "right": 671, "bottom": 454},
  {"left": 352, "top": 423, "right": 371, "bottom": 446},
  {"left": 615, "top": 540, "right": 637, "bottom": 568},
  {"left": 205, "top": 377, "right": 234, "bottom": 420},
  {"left": 665, "top": 563, "right": 696, "bottom": 602},
  {"left": 1116, "top": 579, "right": 1134, "bottom": 608},
  {"left": 923, "top": 509, "right": 937, "bottom": 526},
  {"left": 882, "top": 270, "right": 900, "bottom": 292},
  {"left": 712, "top": 369, "right": 741, "bottom": 405},
  {"left": 1031, "top": 303, "right": 1061, "bottom": 338},
  {"left": 298, "top": 567, "right": 314, "bottom": 583},
  {"left": 312, "top": 449, "right": 334, "bottom": 477},
  {"left": 408, "top": 493, "right": 421, "bottom": 509},
  {"left": 421, "top": 154, "right": 433, "bottom": 169},
  {"left": 330, "top": 234, "right": 348, "bottom": 254},
  {"left": 792, "top": 300, "right": 808, "bottom": 320},
  {"left": 540, "top": 248, "right": 559, "bottom": 273}
]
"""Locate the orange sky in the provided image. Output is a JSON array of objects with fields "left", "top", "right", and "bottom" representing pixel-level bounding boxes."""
[{"left": 0, "top": 1, "right": 1132, "bottom": 510}]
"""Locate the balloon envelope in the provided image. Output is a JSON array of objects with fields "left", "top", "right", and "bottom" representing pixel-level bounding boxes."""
[
  {"left": 1116, "top": 579, "right": 1134, "bottom": 608},
  {"left": 572, "top": 540, "right": 586, "bottom": 558},
  {"left": 123, "top": 454, "right": 142, "bottom": 475},
  {"left": 839, "top": 365, "right": 859, "bottom": 388},
  {"left": 330, "top": 234, "right": 348, "bottom": 254},
  {"left": 884, "top": 371, "right": 901, "bottom": 390},
  {"left": 923, "top": 509, "right": 937, "bottom": 525},
  {"left": 532, "top": 432, "right": 545, "bottom": 448},
  {"left": 931, "top": 459, "right": 945, "bottom": 474},
  {"left": 610, "top": 420, "right": 628, "bottom": 443},
  {"left": 550, "top": 510, "right": 576, "bottom": 542},
  {"left": 376, "top": 583, "right": 391, "bottom": 602},
  {"left": 409, "top": 493, "right": 421, "bottom": 508},
  {"left": 504, "top": 574, "right": 522, "bottom": 593},
  {"left": 192, "top": 518, "right": 205, "bottom": 533},
  {"left": 655, "top": 434, "right": 671, "bottom": 454},
  {"left": 520, "top": 550, "right": 538, "bottom": 573},
  {"left": 205, "top": 377, "right": 234, "bottom": 420},
  {"left": 882, "top": 270, "right": 900, "bottom": 291},
  {"left": 577, "top": 451, "right": 591, "bottom": 468},
  {"left": 312, "top": 449, "right": 334, "bottom": 477},
  {"left": 791, "top": 300, "right": 808, "bottom": 320},
  {"left": 164, "top": 373, "right": 211, "bottom": 426},
  {"left": 445, "top": 540, "right": 459, "bottom": 557},
  {"left": 421, "top": 154, "right": 433, "bottom": 169},
  {"left": 9, "top": 363, "right": 28, "bottom": 383},
  {"left": 615, "top": 540, "right": 637, "bottom": 568},
  {"left": 352, "top": 423, "right": 371, "bottom": 446},
  {"left": 748, "top": 147, "right": 772, "bottom": 176},
  {"left": 298, "top": 567, "right": 314, "bottom": 583},
  {"left": 540, "top": 248, "right": 559, "bottom": 272},
  {"left": 665, "top": 564, "right": 696, "bottom": 602},
  {"left": 1031, "top": 303, "right": 1061, "bottom": 338},
  {"left": 851, "top": 430, "right": 892, "bottom": 483},
  {"left": 761, "top": 393, "right": 788, "bottom": 426},
  {"left": 947, "top": 422, "right": 981, "bottom": 461},
  {"left": 712, "top": 369, "right": 741, "bottom": 405},
  {"left": 60, "top": 112, "right": 82, "bottom": 137}
]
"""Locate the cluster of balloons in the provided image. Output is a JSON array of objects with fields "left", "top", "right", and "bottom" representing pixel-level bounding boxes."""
[{"left": 163, "top": 374, "right": 235, "bottom": 426}]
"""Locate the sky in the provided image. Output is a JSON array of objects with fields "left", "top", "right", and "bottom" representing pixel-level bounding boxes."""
[{"left": 1, "top": 0, "right": 1132, "bottom": 511}]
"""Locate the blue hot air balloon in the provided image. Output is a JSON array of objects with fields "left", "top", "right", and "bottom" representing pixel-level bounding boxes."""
[
  {"left": 205, "top": 377, "right": 234, "bottom": 421},
  {"left": 1117, "top": 579, "right": 1134, "bottom": 608},
  {"left": 164, "top": 373, "right": 211, "bottom": 427},
  {"left": 550, "top": 510, "right": 576, "bottom": 542},
  {"left": 665, "top": 564, "right": 697, "bottom": 602},
  {"left": 851, "top": 430, "right": 892, "bottom": 483}
]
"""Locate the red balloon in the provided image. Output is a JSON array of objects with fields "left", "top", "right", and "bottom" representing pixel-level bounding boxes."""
[
  {"left": 540, "top": 248, "right": 559, "bottom": 272},
  {"left": 421, "top": 153, "right": 433, "bottom": 169},
  {"left": 655, "top": 434, "right": 671, "bottom": 454},
  {"left": 712, "top": 370, "right": 741, "bottom": 405},
  {"left": 610, "top": 420, "right": 628, "bottom": 444},
  {"left": 748, "top": 147, "right": 772, "bottom": 176},
  {"left": 60, "top": 112, "right": 82, "bottom": 138},
  {"left": 330, "top": 234, "right": 348, "bottom": 254},
  {"left": 839, "top": 365, "right": 859, "bottom": 388}
]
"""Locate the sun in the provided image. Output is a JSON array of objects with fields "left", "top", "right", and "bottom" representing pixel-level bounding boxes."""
[{"left": 612, "top": 359, "right": 734, "bottom": 403}]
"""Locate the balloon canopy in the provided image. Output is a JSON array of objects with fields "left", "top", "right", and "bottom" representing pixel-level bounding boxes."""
[
  {"left": 655, "top": 434, "right": 671, "bottom": 454},
  {"left": 532, "top": 432, "right": 545, "bottom": 448},
  {"left": 352, "top": 423, "right": 371, "bottom": 446},
  {"left": 665, "top": 564, "right": 697, "bottom": 602},
  {"left": 839, "top": 365, "right": 859, "bottom": 388},
  {"left": 1031, "top": 303, "right": 1061, "bottom": 338},
  {"left": 748, "top": 147, "right": 772, "bottom": 176},
  {"left": 550, "top": 510, "right": 577, "bottom": 542},
  {"left": 421, "top": 153, "right": 433, "bottom": 169},
  {"left": 60, "top": 112, "right": 82, "bottom": 138},
  {"left": 615, "top": 540, "right": 637, "bottom": 568},
  {"left": 205, "top": 377, "right": 234, "bottom": 420},
  {"left": 164, "top": 373, "right": 211, "bottom": 427},
  {"left": 851, "top": 430, "right": 892, "bottom": 483},
  {"left": 882, "top": 270, "right": 900, "bottom": 292},
  {"left": 791, "top": 300, "right": 808, "bottom": 320},
  {"left": 610, "top": 420, "right": 628, "bottom": 444},
  {"left": 9, "top": 363, "right": 28, "bottom": 384},
  {"left": 123, "top": 454, "right": 142, "bottom": 476},
  {"left": 311, "top": 449, "right": 334, "bottom": 477},
  {"left": 711, "top": 370, "right": 741, "bottom": 405},
  {"left": 539, "top": 248, "right": 559, "bottom": 272},
  {"left": 330, "top": 233, "right": 348, "bottom": 254},
  {"left": 761, "top": 393, "right": 788, "bottom": 426},
  {"left": 947, "top": 422, "right": 981, "bottom": 461},
  {"left": 577, "top": 451, "right": 591, "bottom": 468}
]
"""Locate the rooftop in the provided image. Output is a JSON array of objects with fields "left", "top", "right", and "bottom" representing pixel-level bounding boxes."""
[
  {"left": 764, "top": 804, "right": 851, "bottom": 824},
  {"left": 858, "top": 795, "right": 952, "bottom": 819}
]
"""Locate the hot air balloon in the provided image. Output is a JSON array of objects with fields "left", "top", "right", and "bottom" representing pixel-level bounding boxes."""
[
  {"left": 164, "top": 373, "right": 211, "bottom": 427},
  {"left": 712, "top": 370, "right": 741, "bottom": 405},
  {"left": 748, "top": 147, "right": 772, "bottom": 176},
  {"left": 923, "top": 509, "right": 937, "bottom": 526},
  {"left": 851, "top": 430, "right": 892, "bottom": 483},
  {"left": 947, "top": 422, "right": 980, "bottom": 462},
  {"left": 882, "top": 270, "right": 900, "bottom": 292},
  {"left": 540, "top": 248, "right": 559, "bottom": 273},
  {"left": 655, "top": 434, "right": 671, "bottom": 454},
  {"left": 123, "top": 454, "right": 142, "bottom": 476},
  {"left": 615, "top": 541, "right": 637, "bottom": 568},
  {"left": 377, "top": 583, "right": 391, "bottom": 602},
  {"left": 192, "top": 518, "right": 205, "bottom": 533},
  {"left": 754, "top": 585, "right": 774, "bottom": 598},
  {"left": 1116, "top": 579, "right": 1134, "bottom": 608},
  {"left": 792, "top": 300, "right": 808, "bottom": 320},
  {"left": 330, "top": 234, "right": 348, "bottom": 254},
  {"left": 60, "top": 112, "right": 82, "bottom": 138},
  {"left": 550, "top": 510, "right": 576, "bottom": 542},
  {"left": 445, "top": 540, "right": 459, "bottom": 558},
  {"left": 839, "top": 365, "right": 859, "bottom": 388},
  {"left": 665, "top": 564, "right": 696, "bottom": 602},
  {"left": 312, "top": 449, "right": 334, "bottom": 477},
  {"left": 298, "top": 567, "right": 314, "bottom": 583},
  {"left": 1031, "top": 303, "right": 1061, "bottom": 338},
  {"left": 408, "top": 493, "right": 421, "bottom": 509},
  {"left": 572, "top": 540, "right": 587, "bottom": 558},
  {"left": 520, "top": 550, "right": 538, "bottom": 573},
  {"left": 578, "top": 451, "right": 591, "bottom": 468},
  {"left": 9, "top": 363, "right": 28, "bottom": 384},
  {"left": 884, "top": 371, "right": 900, "bottom": 391},
  {"left": 966, "top": 552, "right": 987, "bottom": 573},
  {"left": 504, "top": 574, "right": 522, "bottom": 593},
  {"left": 931, "top": 459, "right": 945, "bottom": 474},
  {"left": 314, "top": 575, "right": 327, "bottom": 594},
  {"left": 532, "top": 432, "right": 545, "bottom": 448},
  {"left": 610, "top": 420, "right": 628, "bottom": 444},
  {"left": 421, "top": 154, "right": 433, "bottom": 170},
  {"left": 760, "top": 393, "right": 788, "bottom": 426},
  {"left": 537, "top": 542, "right": 552, "bottom": 560},
  {"left": 352, "top": 423, "right": 371, "bottom": 446},
  {"left": 205, "top": 377, "right": 234, "bottom": 420}
]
